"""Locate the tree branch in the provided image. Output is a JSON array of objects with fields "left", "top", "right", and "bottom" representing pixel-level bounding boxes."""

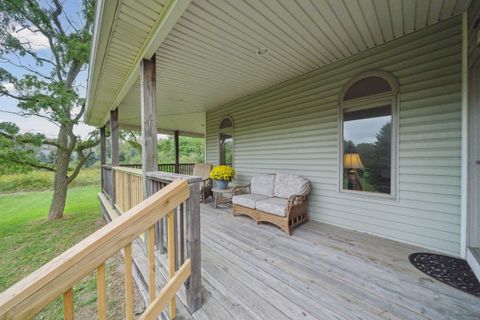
[
  {"left": 0, "top": 131, "right": 64, "bottom": 149},
  {"left": 73, "top": 102, "right": 85, "bottom": 122},
  {"left": 0, "top": 56, "right": 55, "bottom": 81},
  {"left": 9, "top": 157, "right": 56, "bottom": 172},
  {"left": 0, "top": 109, "right": 59, "bottom": 126},
  {"left": 51, "top": 0, "right": 66, "bottom": 36},
  {"left": 0, "top": 90, "right": 35, "bottom": 101}
]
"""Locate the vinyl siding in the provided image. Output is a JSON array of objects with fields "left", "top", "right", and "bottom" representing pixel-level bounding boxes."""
[
  {"left": 206, "top": 17, "right": 463, "bottom": 256},
  {"left": 468, "top": 1, "right": 480, "bottom": 248}
]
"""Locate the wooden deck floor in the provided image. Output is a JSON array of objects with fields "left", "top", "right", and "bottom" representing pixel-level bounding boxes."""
[{"left": 186, "top": 203, "right": 480, "bottom": 320}]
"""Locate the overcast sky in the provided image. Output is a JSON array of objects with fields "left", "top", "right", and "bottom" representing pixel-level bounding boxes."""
[
  {"left": 344, "top": 116, "right": 390, "bottom": 145},
  {"left": 0, "top": 1, "right": 95, "bottom": 139}
]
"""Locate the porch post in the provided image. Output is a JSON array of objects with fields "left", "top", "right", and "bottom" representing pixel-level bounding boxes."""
[
  {"left": 186, "top": 181, "right": 202, "bottom": 313},
  {"left": 110, "top": 109, "right": 119, "bottom": 167},
  {"left": 174, "top": 130, "right": 180, "bottom": 174},
  {"left": 140, "top": 54, "right": 158, "bottom": 198},
  {"left": 100, "top": 126, "right": 107, "bottom": 165},
  {"left": 100, "top": 126, "right": 106, "bottom": 193},
  {"left": 110, "top": 109, "right": 119, "bottom": 206}
]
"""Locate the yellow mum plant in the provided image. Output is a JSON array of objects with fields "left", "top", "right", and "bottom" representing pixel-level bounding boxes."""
[{"left": 210, "top": 165, "right": 235, "bottom": 181}]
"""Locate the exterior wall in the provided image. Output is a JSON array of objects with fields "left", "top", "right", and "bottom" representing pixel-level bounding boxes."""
[
  {"left": 206, "top": 17, "right": 463, "bottom": 255},
  {"left": 468, "top": 1, "right": 480, "bottom": 249}
]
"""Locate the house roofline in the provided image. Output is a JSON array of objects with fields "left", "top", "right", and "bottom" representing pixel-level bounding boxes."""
[{"left": 84, "top": 0, "right": 119, "bottom": 126}]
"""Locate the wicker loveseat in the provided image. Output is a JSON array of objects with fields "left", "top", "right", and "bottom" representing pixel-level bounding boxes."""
[{"left": 232, "top": 173, "right": 311, "bottom": 235}]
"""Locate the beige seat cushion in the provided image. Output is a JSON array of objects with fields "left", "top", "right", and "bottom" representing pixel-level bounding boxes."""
[
  {"left": 256, "top": 197, "right": 289, "bottom": 216},
  {"left": 274, "top": 173, "right": 310, "bottom": 198},
  {"left": 250, "top": 174, "right": 275, "bottom": 196},
  {"left": 232, "top": 194, "right": 271, "bottom": 209}
]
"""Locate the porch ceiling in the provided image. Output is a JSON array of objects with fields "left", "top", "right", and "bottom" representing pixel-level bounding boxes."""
[{"left": 85, "top": 0, "right": 471, "bottom": 134}]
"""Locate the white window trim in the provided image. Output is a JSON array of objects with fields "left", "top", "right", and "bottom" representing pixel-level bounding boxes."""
[
  {"left": 338, "top": 71, "right": 399, "bottom": 200},
  {"left": 218, "top": 116, "right": 234, "bottom": 166}
]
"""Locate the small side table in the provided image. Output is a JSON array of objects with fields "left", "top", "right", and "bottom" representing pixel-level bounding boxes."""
[{"left": 212, "top": 187, "right": 235, "bottom": 208}]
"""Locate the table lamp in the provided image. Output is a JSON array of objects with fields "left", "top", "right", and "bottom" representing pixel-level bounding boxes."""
[{"left": 343, "top": 153, "right": 364, "bottom": 191}]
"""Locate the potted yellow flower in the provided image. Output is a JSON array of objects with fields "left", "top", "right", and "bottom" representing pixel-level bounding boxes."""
[{"left": 210, "top": 165, "right": 235, "bottom": 189}]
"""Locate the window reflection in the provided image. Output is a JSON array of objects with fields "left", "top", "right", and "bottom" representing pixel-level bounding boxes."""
[
  {"left": 343, "top": 105, "right": 392, "bottom": 194},
  {"left": 219, "top": 133, "right": 233, "bottom": 166}
]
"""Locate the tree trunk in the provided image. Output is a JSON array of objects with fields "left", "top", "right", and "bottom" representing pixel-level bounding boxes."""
[{"left": 48, "top": 127, "right": 71, "bottom": 220}]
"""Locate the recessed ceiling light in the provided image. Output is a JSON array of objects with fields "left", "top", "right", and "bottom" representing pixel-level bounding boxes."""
[{"left": 256, "top": 48, "right": 269, "bottom": 56}]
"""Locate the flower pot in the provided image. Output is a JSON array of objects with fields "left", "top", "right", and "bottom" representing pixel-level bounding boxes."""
[{"left": 216, "top": 180, "right": 229, "bottom": 190}]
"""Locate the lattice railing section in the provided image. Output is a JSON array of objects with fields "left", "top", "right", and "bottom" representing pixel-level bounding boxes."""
[{"left": 0, "top": 179, "right": 200, "bottom": 320}]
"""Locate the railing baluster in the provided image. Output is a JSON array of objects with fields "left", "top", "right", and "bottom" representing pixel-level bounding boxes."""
[
  {"left": 63, "top": 288, "right": 73, "bottom": 320},
  {"left": 97, "top": 263, "right": 107, "bottom": 320},
  {"left": 179, "top": 202, "right": 185, "bottom": 265},
  {"left": 159, "top": 218, "right": 165, "bottom": 254},
  {"left": 148, "top": 225, "right": 156, "bottom": 303},
  {"left": 167, "top": 211, "right": 176, "bottom": 319},
  {"left": 125, "top": 243, "right": 133, "bottom": 320},
  {"left": 174, "top": 209, "right": 179, "bottom": 270}
]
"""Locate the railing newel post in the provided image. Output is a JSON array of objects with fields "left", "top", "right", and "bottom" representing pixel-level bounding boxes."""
[{"left": 185, "top": 180, "right": 202, "bottom": 313}]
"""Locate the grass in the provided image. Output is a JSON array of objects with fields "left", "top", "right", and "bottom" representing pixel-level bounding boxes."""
[
  {"left": 0, "top": 185, "right": 144, "bottom": 319},
  {"left": 0, "top": 168, "right": 100, "bottom": 194}
]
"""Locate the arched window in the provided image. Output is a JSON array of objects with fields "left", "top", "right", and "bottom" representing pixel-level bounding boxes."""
[
  {"left": 340, "top": 71, "right": 398, "bottom": 197},
  {"left": 219, "top": 116, "right": 234, "bottom": 166}
]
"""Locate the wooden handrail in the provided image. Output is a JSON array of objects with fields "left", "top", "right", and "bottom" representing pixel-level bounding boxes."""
[
  {"left": 0, "top": 179, "right": 189, "bottom": 320},
  {"left": 112, "top": 166, "right": 143, "bottom": 176}
]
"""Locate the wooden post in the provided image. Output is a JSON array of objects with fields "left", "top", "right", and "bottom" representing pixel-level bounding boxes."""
[
  {"left": 124, "top": 244, "right": 133, "bottom": 320},
  {"left": 63, "top": 288, "right": 73, "bottom": 320},
  {"left": 185, "top": 181, "right": 201, "bottom": 312},
  {"left": 140, "top": 55, "right": 158, "bottom": 199},
  {"left": 100, "top": 126, "right": 106, "bottom": 194},
  {"left": 167, "top": 211, "right": 176, "bottom": 318},
  {"left": 110, "top": 109, "right": 119, "bottom": 206},
  {"left": 174, "top": 130, "right": 180, "bottom": 174},
  {"left": 97, "top": 264, "right": 107, "bottom": 320}
]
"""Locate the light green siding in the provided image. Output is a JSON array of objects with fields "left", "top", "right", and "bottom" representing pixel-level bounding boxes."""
[{"left": 206, "top": 17, "right": 463, "bottom": 255}]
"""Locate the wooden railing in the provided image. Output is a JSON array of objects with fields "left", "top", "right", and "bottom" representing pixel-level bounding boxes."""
[
  {"left": 110, "top": 168, "right": 202, "bottom": 311},
  {"left": 101, "top": 164, "right": 114, "bottom": 203},
  {"left": 120, "top": 163, "right": 195, "bottom": 175},
  {"left": 114, "top": 166, "right": 144, "bottom": 213},
  {"left": 0, "top": 179, "right": 199, "bottom": 320}
]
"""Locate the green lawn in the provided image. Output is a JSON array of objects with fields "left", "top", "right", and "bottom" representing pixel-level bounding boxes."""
[{"left": 0, "top": 185, "right": 137, "bottom": 318}]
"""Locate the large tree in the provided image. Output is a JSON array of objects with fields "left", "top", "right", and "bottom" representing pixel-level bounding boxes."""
[{"left": 0, "top": 0, "right": 98, "bottom": 220}]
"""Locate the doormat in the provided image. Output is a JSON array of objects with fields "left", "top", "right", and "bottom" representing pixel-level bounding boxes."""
[{"left": 409, "top": 252, "right": 480, "bottom": 297}]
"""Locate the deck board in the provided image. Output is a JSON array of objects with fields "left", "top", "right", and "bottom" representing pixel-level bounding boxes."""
[{"left": 188, "top": 204, "right": 480, "bottom": 320}]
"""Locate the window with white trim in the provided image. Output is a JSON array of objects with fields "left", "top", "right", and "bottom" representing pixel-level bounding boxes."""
[{"left": 340, "top": 71, "right": 398, "bottom": 196}]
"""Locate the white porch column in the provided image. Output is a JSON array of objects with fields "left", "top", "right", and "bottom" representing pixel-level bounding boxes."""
[{"left": 140, "top": 54, "right": 158, "bottom": 198}]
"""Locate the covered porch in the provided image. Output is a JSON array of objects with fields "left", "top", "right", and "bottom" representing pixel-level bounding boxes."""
[
  {"left": 102, "top": 193, "right": 480, "bottom": 320},
  {"left": 85, "top": 0, "right": 480, "bottom": 318},
  {"left": 96, "top": 169, "right": 480, "bottom": 319}
]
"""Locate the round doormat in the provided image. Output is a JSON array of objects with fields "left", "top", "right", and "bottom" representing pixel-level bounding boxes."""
[{"left": 409, "top": 253, "right": 480, "bottom": 297}]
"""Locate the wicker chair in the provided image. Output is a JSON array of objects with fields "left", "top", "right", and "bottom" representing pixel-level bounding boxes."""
[{"left": 192, "top": 163, "right": 213, "bottom": 203}]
